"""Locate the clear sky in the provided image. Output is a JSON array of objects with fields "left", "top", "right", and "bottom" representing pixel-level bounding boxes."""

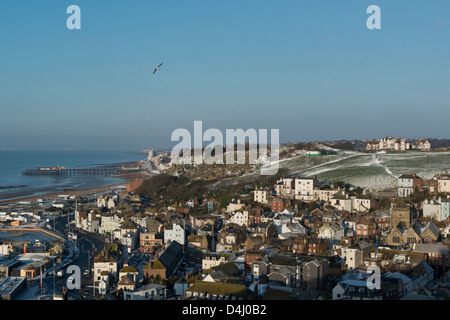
[{"left": 1, "top": 1, "right": 449, "bottom": 151}]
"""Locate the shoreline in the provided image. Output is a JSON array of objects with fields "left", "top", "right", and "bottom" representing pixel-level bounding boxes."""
[
  {"left": 0, "top": 183, "right": 127, "bottom": 206},
  {"left": 0, "top": 160, "right": 154, "bottom": 206}
]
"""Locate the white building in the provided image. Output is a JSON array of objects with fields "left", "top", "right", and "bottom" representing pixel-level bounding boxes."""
[
  {"left": 366, "top": 137, "right": 410, "bottom": 152},
  {"left": 398, "top": 174, "right": 421, "bottom": 198},
  {"left": 318, "top": 223, "right": 345, "bottom": 241},
  {"left": 330, "top": 191, "right": 373, "bottom": 213},
  {"left": 78, "top": 210, "right": 100, "bottom": 233},
  {"left": 438, "top": 176, "right": 450, "bottom": 194},
  {"left": 272, "top": 214, "right": 291, "bottom": 234},
  {"left": 226, "top": 199, "right": 246, "bottom": 213},
  {"left": 97, "top": 194, "right": 118, "bottom": 209},
  {"left": 202, "top": 252, "right": 229, "bottom": 271},
  {"left": 423, "top": 198, "right": 450, "bottom": 221},
  {"left": 227, "top": 211, "right": 249, "bottom": 227},
  {"left": 164, "top": 223, "right": 186, "bottom": 246},
  {"left": 123, "top": 283, "right": 167, "bottom": 300},
  {"left": 254, "top": 189, "right": 270, "bottom": 204},
  {"left": 294, "top": 177, "right": 318, "bottom": 201},
  {"left": 94, "top": 254, "right": 119, "bottom": 287},
  {"left": 99, "top": 215, "right": 124, "bottom": 235}
]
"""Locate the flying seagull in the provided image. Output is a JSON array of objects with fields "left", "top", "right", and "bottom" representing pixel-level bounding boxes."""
[{"left": 153, "top": 63, "right": 163, "bottom": 74}]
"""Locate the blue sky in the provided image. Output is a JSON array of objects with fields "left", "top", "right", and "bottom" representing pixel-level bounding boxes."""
[{"left": 1, "top": 1, "right": 449, "bottom": 151}]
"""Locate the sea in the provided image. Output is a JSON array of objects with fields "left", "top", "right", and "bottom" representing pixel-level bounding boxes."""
[{"left": 0, "top": 150, "right": 146, "bottom": 201}]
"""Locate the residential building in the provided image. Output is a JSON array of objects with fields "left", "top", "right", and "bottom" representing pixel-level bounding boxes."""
[
  {"left": 355, "top": 219, "right": 377, "bottom": 238},
  {"left": 318, "top": 222, "right": 345, "bottom": 241},
  {"left": 294, "top": 177, "right": 319, "bottom": 201},
  {"left": 123, "top": 283, "right": 167, "bottom": 300},
  {"left": 340, "top": 241, "right": 371, "bottom": 270},
  {"left": 366, "top": 136, "right": 410, "bottom": 152},
  {"left": 254, "top": 188, "right": 270, "bottom": 204},
  {"left": 373, "top": 210, "right": 390, "bottom": 230},
  {"left": 202, "top": 252, "right": 230, "bottom": 271},
  {"left": 437, "top": 176, "right": 450, "bottom": 194},
  {"left": 118, "top": 274, "right": 136, "bottom": 292},
  {"left": 98, "top": 214, "right": 125, "bottom": 235},
  {"left": 93, "top": 252, "right": 119, "bottom": 287},
  {"left": 299, "top": 256, "right": 330, "bottom": 290},
  {"left": 398, "top": 174, "right": 422, "bottom": 197},
  {"left": 226, "top": 199, "right": 246, "bottom": 213},
  {"left": 332, "top": 280, "right": 383, "bottom": 300},
  {"left": 140, "top": 232, "right": 163, "bottom": 254},
  {"left": 271, "top": 198, "right": 291, "bottom": 212},
  {"left": 164, "top": 223, "right": 186, "bottom": 246},
  {"left": 275, "top": 177, "right": 295, "bottom": 197},
  {"left": 185, "top": 281, "right": 252, "bottom": 300},
  {"left": 227, "top": 211, "right": 249, "bottom": 227},
  {"left": 412, "top": 139, "right": 431, "bottom": 151},
  {"left": 412, "top": 243, "right": 450, "bottom": 275}
]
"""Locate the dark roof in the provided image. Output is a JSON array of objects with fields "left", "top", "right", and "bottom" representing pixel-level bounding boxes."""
[
  {"left": 268, "top": 254, "right": 298, "bottom": 267},
  {"left": 158, "top": 241, "right": 182, "bottom": 269},
  {"left": 399, "top": 174, "right": 422, "bottom": 180}
]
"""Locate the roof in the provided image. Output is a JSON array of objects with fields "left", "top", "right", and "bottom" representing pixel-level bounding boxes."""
[
  {"left": 157, "top": 241, "right": 182, "bottom": 269},
  {"left": 421, "top": 221, "right": 441, "bottom": 237},
  {"left": 268, "top": 254, "right": 298, "bottom": 267},
  {"left": 120, "top": 266, "right": 138, "bottom": 273},
  {"left": 94, "top": 254, "right": 117, "bottom": 264},
  {"left": 413, "top": 243, "right": 449, "bottom": 255},
  {"left": 373, "top": 210, "right": 390, "bottom": 218},
  {"left": 331, "top": 191, "right": 350, "bottom": 200},
  {"left": 210, "top": 262, "right": 241, "bottom": 276},
  {"left": 399, "top": 174, "right": 422, "bottom": 180},
  {"left": 384, "top": 272, "right": 412, "bottom": 284},
  {"left": 118, "top": 274, "right": 135, "bottom": 286},
  {"left": 186, "top": 281, "right": 252, "bottom": 299}
]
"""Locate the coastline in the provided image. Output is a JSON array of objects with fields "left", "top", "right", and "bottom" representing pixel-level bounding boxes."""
[
  {"left": 0, "top": 183, "right": 126, "bottom": 206},
  {"left": 0, "top": 160, "right": 153, "bottom": 206}
]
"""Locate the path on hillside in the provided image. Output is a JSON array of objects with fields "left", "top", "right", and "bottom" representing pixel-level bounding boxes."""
[
  {"left": 291, "top": 153, "right": 360, "bottom": 176},
  {"left": 370, "top": 153, "right": 398, "bottom": 179}
]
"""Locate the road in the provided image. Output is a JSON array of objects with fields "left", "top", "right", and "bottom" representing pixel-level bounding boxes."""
[{"left": 18, "top": 213, "right": 106, "bottom": 300}]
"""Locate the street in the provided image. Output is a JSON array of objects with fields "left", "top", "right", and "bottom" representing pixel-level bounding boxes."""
[{"left": 16, "top": 213, "right": 106, "bottom": 300}]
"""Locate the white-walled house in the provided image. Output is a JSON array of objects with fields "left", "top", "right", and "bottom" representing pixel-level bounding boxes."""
[
  {"left": 272, "top": 214, "right": 291, "bottom": 234},
  {"left": 227, "top": 211, "right": 249, "bottom": 227},
  {"left": 423, "top": 198, "right": 450, "bottom": 221},
  {"left": 99, "top": 214, "right": 125, "bottom": 235},
  {"left": 318, "top": 223, "right": 345, "bottom": 241},
  {"left": 164, "top": 223, "right": 186, "bottom": 245},
  {"left": 294, "top": 177, "right": 318, "bottom": 201},
  {"left": 254, "top": 189, "right": 270, "bottom": 204},
  {"left": 123, "top": 283, "right": 167, "bottom": 300}
]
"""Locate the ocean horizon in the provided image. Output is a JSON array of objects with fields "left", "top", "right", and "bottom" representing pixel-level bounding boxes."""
[{"left": 0, "top": 150, "right": 147, "bottom": 201}]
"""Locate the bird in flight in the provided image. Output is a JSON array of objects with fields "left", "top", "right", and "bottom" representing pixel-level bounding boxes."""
[{"left": 153, "top": 63, "right": 163, "bottom": 74}]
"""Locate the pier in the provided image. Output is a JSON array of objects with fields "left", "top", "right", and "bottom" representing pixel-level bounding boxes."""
[{"left": 22, "top": 167, "right": 142, "bottom": 176}]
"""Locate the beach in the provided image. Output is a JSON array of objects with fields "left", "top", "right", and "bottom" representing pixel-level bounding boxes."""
[{"left": 0, "top": 168, "right": 152, "bottom": 206}]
